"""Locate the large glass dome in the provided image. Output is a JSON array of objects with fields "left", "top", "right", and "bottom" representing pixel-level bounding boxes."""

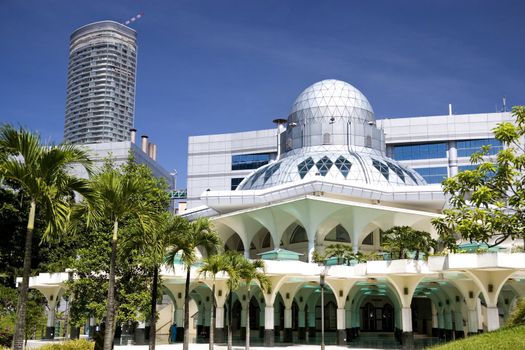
[
  {"left": 237, "top": 79, "right": 427, "bottom": 191},
  {"left": 238, "top": 146, "right": 426, "bottom": 190}
]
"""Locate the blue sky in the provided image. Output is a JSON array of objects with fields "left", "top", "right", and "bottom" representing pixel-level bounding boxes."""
[{"left": 1, "top": 0, "right": 524, "bottom": 187}]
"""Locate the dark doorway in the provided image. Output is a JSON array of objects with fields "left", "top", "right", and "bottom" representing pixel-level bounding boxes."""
[
  {"left": 249, "top": 297, "right": 260, "bottom": 330},
  {"left": 360, "top": 302, "right": 394, "bottom": 332}
]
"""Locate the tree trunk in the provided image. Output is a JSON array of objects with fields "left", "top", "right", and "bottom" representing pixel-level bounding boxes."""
[
  {"left": 245, "top": 285, "right": 250, "bottom": 350},
  {"left": 415, "top": 249, "right": 420, "bottom": 261},
  {"left": 209, "top": 281, "right": 215, "bottom": 350},
  {"left": 183, "top": 266, "right": 191, "bottom": 350},
  {"left": 103, "top": 220, "right": 119, "bottom": 350},
  {"left": 12, "top": 200, "right": 36, "bottom": 350},
  {"left": 227, "top": 289, "right": 233, "bottom": 350},
  {"left": 149, "top": 265, "right": 159, "bottom": 350}
]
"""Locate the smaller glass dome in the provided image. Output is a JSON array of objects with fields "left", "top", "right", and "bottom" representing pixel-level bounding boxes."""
[{"left": 238, "top": 146, "right": 426, "bottom": 191}]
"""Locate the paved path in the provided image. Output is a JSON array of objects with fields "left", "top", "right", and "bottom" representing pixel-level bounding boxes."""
[{"left": 25, "top": 341, "right": 389, "bottom": 350}]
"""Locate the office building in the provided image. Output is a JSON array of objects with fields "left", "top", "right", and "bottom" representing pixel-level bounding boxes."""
[{"left": 64, "top": 21, "right": 137, "bottom": 144}]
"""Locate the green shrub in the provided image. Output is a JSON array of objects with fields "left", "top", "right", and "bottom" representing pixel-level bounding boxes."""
[
  {"left": 506, "top": 298, "right": 525, "bottom": 327},
  {"left": 39, "top": 339, "right": 95, "bottom": 350}
]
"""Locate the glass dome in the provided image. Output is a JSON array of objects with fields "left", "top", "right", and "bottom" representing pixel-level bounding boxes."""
[
  {"left": 238, "top": 79, "right": 427, "bottom": 191},
  {"left": 238, "top": 146, "right": 426, "bottom": 190}
]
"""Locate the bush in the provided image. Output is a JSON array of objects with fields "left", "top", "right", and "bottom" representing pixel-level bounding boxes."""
[
  {"left": 506, "top": 298, "right": 525, "bottom": 327},
  {"left": 39, "top": 339, "right": 95, "bottom": 350}
]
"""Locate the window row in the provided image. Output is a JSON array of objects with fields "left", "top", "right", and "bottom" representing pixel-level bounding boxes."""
[
  {"left": 391, "top": 138, "right": 502, "bottom": 161},
  {"left": 231, "top": 153, "right": 273, "bottom": 170}
]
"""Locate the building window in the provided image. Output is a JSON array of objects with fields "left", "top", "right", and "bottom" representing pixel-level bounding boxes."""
[
  {"left": 392, "top": 142, "right": 447, "bottom": 161},
  {"left": 262, "top": 232, "right": 271, "bottom": 248},
  {"left": 362, "top": 232, "right": 374, "bottom": 245},
  {"left": 298, "top": 157, "right": 315, "bottom": 179},
  {"left": 413, "top": 167, "right": 448, "bottom": 184},
  {"left": 335, "top": 156, "right": 352, "bottom": 178},
  {"left": 231, "top": 177, "right": 244, "bottom": 190},
  {"left": 325, "top": 225, "right": 351, "bottom": 243},
  {"left": 232, "top": 153, "right": 273, "bottom": 170},
  {"left": 372, "top": 159, "right": 390, "bottom": 180},
  {"left": 316, "top": 156, "right": 333, "bottom": 176},
  {"left": 457, "top": 138, "right": 502, "bottom": 158},
  {"left": 290, "top": 226, "right": 308, "bottom": 244},
  {"left": 385, "top": 161, "right": 405, "bottom": 183}
]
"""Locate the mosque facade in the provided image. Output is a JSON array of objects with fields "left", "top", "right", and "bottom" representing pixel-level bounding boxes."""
[{"left": 27, "top": 80, "right": 525, "bottom": 347}]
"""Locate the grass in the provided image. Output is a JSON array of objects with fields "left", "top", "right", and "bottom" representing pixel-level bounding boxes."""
[{"left": 428, "top": 325, "right": 525, "bottom": 349}]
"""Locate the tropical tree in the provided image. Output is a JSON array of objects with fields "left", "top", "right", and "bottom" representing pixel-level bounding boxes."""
[
  {"left": 199, "top": 254, "right": 231, "bottom": 350},
  {"left": 221, "top": 252, "right": 246, "bottom": 350},
  {"left": 73, "top": 165, "right": 154, "bottom": 350},
  {"left": 432, "top": 106, "right": 525, "bottom": 250},
  {"left": 381, "top": 226, "right": 436, "bottom": 260},
  {"left": 0, "top": 125, "right": 92, "bottom": 350},
  {"left": 164, "top": 218, "right": 220, "bottom": 350},
  {"left": 116, "top": 160, "right": 173, "bottom": 350},
  {"left": 324, "top": 243, "right": 366, "bottom": 264},
  {"left": 237, "top": 259, "right": 271, "bottom": 350}
]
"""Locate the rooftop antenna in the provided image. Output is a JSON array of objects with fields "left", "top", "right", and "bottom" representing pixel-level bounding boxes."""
[
  {"left": 124, "top": 12, "right": 144, "bottom": 26},
  {"left": 503, "top": 96, "right": 507, "bottom": 112}
]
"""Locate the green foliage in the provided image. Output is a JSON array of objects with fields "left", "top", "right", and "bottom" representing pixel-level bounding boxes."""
[
  {"left": 323, "top": 243, "right": 367, "bottom": 264},
  {"left": 381, "top": 226, "right": 436, "bottom": 260},
  {"left": 38, "top": 339, "right": 95, "bottom": 350},
  {"left": 0, "top": 286, "right": 46, "bottom": 346},
  {"left": 432, "top": 106, "right": 525, "bottom": 249},
  {"left": 506, "top": 298, "right": 525, "bottom": 328},
  {"left": 429, "top": 325, "right": 525, "bottom": 350},
  {"left": 66, "top": 157, "right": 171, "bottom": 327}
]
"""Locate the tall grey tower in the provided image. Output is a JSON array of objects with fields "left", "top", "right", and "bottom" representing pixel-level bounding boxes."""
[{"left": 64, "top": 21, "right": 137, "bottom": 144}]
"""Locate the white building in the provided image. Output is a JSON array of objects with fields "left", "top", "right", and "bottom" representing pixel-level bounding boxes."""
[{"left": 28, "top": 80, "right": 524, "bottom": 348}]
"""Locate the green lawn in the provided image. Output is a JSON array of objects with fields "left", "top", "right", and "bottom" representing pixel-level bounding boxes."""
[{"left": 428, "top": 325, "right": 525, "bottom": 349}]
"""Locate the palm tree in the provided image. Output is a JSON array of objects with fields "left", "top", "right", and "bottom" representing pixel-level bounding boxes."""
[
  {"left": 199, "top": 254, "right": 232, "bottom": 350},
  {"left": 238, "top": 259, "right": 271, "bottom": 350},
  {"left": 77, "top": 167, "right": 154, "bottom": 350},
  {"left": 222, "top": 252, "right": 246, "bottom": 350},
  {"left": 164, "top": 218, "right": 221, "bottom": 350},
  {"left": 0, "top": 125, "right": 92, "bottom": 350},
  {"left": 123, "top": 213, "right": 187, "bottom": 350}
]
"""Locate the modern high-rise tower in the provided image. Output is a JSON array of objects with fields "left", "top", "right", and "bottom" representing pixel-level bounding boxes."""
[{"left": 64, "top": 21, "right": 137, "bottom": 144}]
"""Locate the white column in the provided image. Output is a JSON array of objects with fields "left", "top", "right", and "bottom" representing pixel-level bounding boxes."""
[
  {"left": 241, "top": 304, "right": 247, "bottom": 328},
  {"left": 401, "top": 307, "right": 412, "bottom": 332},
  {"left": 204, "top": 304, "right": 210, "bottom": 327},
  {"left": 337, "top": 308, "right": 345, "bottom": 330},
  {"left": 265, "top": 306, "right": 274, "bottom": 330},
  {"left": 46, "top": 306, "right": 56, "bottom": 327},
  {"left": 298, "top": 308, "right": 306, "bottom": 328},
  {"left": 307, "top": 239, "right": 315, "bottom": 263},
  {"left": 308, "top": 305, "right": 316, "bottom": 327},
  {"left": 486, "top": 307, "right": 500, "bottom": 331},
  {"left": 244, "top": 247, "right": 250, "bottom": 259},
  {"left": 176, "top": 306, "right": 184, "bottom": 326},
  {"left": 216, "top": 307, "right": 225, "bottom": 328},
  {"left": 468, "top": 309, "right": 478, "bottom": 334},
  {"left": 432, "top": 312, "right": 438, "bottom": 328},
  {"left": 438, "top": 312, "right": 444, "bottom": 329},
  {"left": 284, "top": 308, "right": 292, "bottom": 328}
]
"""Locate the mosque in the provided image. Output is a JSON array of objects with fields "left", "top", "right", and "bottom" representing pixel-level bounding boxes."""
[{"left": 26, "top": 80, "right": 525, "bottom": 347}]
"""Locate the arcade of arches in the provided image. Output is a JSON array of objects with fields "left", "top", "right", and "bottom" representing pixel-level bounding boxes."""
[{"left": 26, "top": 197, "right": 525, "bottom": 347}]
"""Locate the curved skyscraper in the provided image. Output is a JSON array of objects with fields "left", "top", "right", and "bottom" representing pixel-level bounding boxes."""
[{"left": 64, "top": 21, "right": 137, "bottom": 144}]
